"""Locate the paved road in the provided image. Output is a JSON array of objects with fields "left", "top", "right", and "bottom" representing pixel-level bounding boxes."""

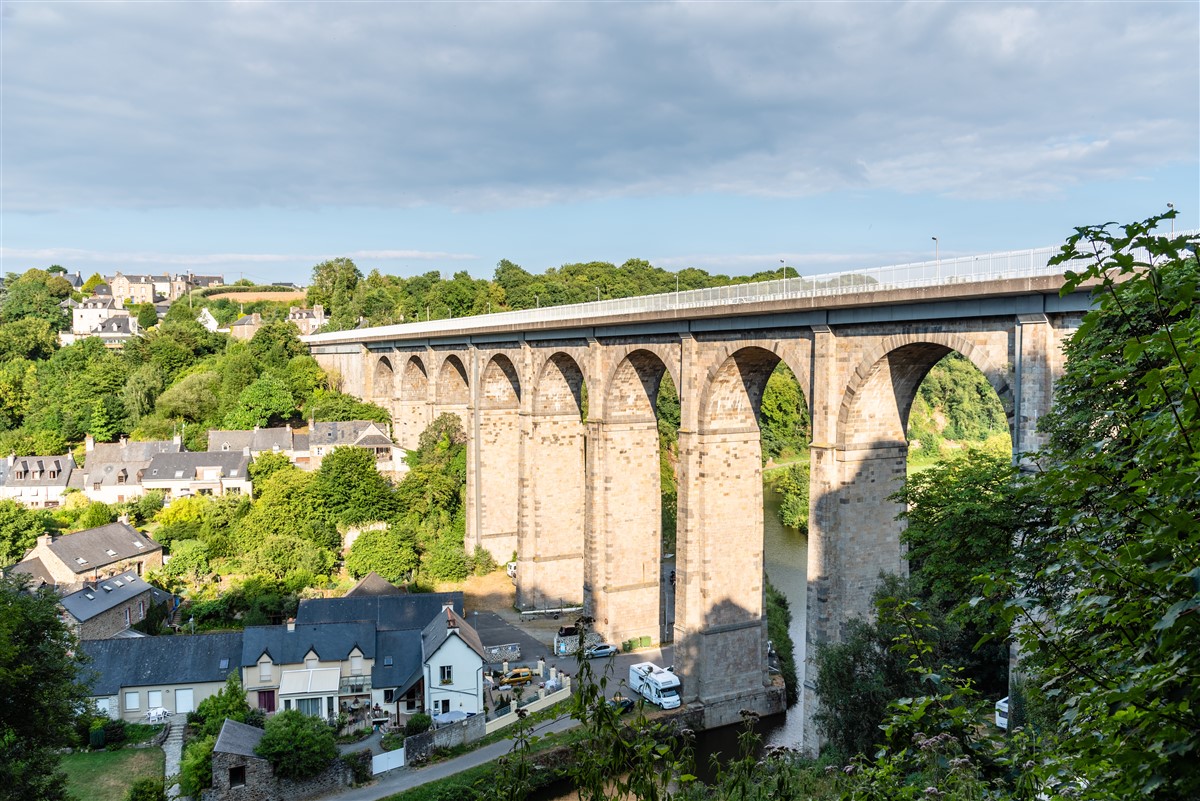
[{"left": 322, "top": 713, "right": 581, "bottom": 801}]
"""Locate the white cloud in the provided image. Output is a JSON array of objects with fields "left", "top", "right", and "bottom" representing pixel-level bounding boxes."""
[{"left": 2, "top": 2, "right": 1195, "bottom": 213}]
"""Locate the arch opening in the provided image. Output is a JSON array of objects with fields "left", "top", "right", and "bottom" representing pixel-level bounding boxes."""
[
  {"left": 372, "top": 356, "right": 395, "bottom": 400},
  {"left": 436, "top": 355, "right": 470, "bottom": 408}
]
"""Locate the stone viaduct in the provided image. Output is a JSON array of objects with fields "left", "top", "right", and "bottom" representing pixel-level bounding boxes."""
[{"left": 305, "top": 257, "right": 1088, "bottom": 743}]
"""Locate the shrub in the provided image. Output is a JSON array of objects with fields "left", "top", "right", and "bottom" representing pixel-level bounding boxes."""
[
  {"left": 125, "top": 778, "right": 167, "bottom": 801},
  {"left": 254, "top": 709, "right": 338, "bottom": 781},
  {"left": 405, "top": 713, "right": 432, "bottom": 736},
  {"left": 178, "top": 735, "right": 215, "bottom": 797}
]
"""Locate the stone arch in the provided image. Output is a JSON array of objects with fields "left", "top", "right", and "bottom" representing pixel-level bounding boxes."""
[
  {"left": 695, "top": 339, "right": 811, "bottom": 433},
  {"left": 372, "top": 356, "right": 395, "bottom": 399},
  {"left": 837, "top": 333, "right": 1013, "bottom": 451},
  {"left": 480, "top": 354, "right": 520, "bottom": 410},
  {"left": 698, "top": 346, "right": 783, "bottom": 435},
  {"left": 601, "top": 342, "right": 682, "bottom": 409},
  {"left": 533, "top": 352, "right": 587, "bottom": 417},
  {"left": 436, "top": 354, "right": 470, "bottom": 407},
  {"left": 604, "top": 349, "right": 670, "bottom": 424},
  {"left": 399, "top": 355, "right": 428, "bottom": 401}
]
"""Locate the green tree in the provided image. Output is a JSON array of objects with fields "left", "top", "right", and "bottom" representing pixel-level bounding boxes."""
[
  {"left": 0, "top": 574, "right": 90, "bottom": 801},
  {"left": 178, "top": 735, "right": 215, "bottom": 797},
  {"left": 88, "top": 398, "right": 120, "bottom": 442},
  {"left": 0, "top": 317, "right": 58, "bottom": 362},
  {"left": 162, "top": 539, "right": 210, "bottom": 584},
  {"left": 997, "top": 214, "right": 1200, "bottom": 797},
  {"left": 0, "top": 500, "right": 48, "bottom": 566},
  {"left": 254, "top": 708, "right": 338, "bottom": 781},
  {"left": 134, "top": 304, "right": 159, "bottom": 331},
  {"left": 248, "top": 451, "right": 294, "bottom": 490},
  {"left": 242, "top": 534, "right": 332, "bottom": 581},
  {"left": 193, "top": 672, "right": 251, "bottom": 739},
  {"left": 306, "top": 257, "right": 362, "bottom": 315},
  {"left": 247, "top": 320, "right": 305, "bottom": 365},
  {"left": 345, "top": 525, "right": 419, "bottom": 583},
  {"left": 80, "top": 273, "right": 105, "bottom": 295},
  {"left": 311, "top": 446, "right": 398, "bottom": 525},
  {"left": 759, "top": 363, "right": 809, "bottom": 460},
  {"left": 0, "top": 269, "right": 71, "bottom": 330},
  {"left": 155, "top": 371, "right": 221, "bottom": 422},
  {"left": 75, "top": 501, "right": 116, "bottom": 530},
  {"left": 303, "top": 388, "right": 391, "bottom": 425},
  {"left": 222, "top": 376, "right": 295, "bottom": 429}
]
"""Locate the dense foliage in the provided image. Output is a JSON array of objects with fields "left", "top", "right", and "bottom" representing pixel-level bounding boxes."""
[
  {"left": 254, "top": 708, "right": 338, "bottom": 780},
  {"left": 0, "top": 574, "right": 90, "bottom": 801}
]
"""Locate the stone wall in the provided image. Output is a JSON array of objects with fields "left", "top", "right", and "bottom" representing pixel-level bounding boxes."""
[
  {"left": 403, "top": 713, "right": 486, "bottom": 763},
  {"left": 77, "top": 587, "right": 155, "bottom": 639},
  {"left": 203, "top": 750, "right": 352, "bottom": 801}
]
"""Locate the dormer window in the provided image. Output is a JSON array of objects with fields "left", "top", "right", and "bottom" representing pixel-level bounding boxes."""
[
  {"left": 259, "top": 656, "right": 272, "bottom": 681},
  {"left": 75, "top": 557, "right": 88, "bottom": 565},
  {"left": 133, "top": 541, "right": 144, "bottom": 549}
]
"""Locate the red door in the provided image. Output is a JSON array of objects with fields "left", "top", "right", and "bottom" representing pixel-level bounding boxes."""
[{"left": 257, "top": 691, "right": 276, "bottom": 712}]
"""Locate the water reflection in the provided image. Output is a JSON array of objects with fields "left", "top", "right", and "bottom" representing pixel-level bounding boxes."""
[{"left": 761, "top": 484, "right": 808, "bottom": 748}]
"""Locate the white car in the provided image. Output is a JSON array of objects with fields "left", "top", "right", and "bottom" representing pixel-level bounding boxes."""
[{"left": 584, "top": 643, "right": 619, "bottom": 659}]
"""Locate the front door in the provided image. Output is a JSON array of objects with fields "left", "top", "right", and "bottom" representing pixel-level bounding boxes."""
[
  {"left": 175, "top": 688, "right": 194, "bottom": 714},
  {"left": 257, "top": 690, "right": 276, "bottom": 713}
]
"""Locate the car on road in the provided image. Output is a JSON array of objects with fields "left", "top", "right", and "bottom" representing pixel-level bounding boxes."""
[
  {"left": 608, "top": 693, "right": 634, "bottom": 714},
  {"left": 584, "top": 643, "right": 619, "bottom": 659},
  {"left": 499, "top": 667, "right": 534, "bottom": 687}
]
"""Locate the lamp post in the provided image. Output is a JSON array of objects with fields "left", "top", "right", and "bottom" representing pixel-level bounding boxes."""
[
  {"left": 932, "top": 237, "right": 940, "bottom": 280},
  {"left": 1167, "top": 203, "right": 1175, "bottom": 235}
]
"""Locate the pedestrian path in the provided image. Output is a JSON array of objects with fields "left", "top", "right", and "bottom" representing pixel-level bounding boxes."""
[
  {"left": 322, "top": 713, "right": 581, "bottom": 801},
  {"left": 163, "top": 713, "right": 188, "bottom": 799}
]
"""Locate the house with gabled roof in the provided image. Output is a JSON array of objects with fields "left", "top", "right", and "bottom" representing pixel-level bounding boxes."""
[
  {"left": 81, "top": 632, "right": 244, "bottom": 721},
  {"left": 309, "top": 420, "right": 400, "bottom": 470},
  {"left": 421, "top": 605, "right": 487, "bottom": 718},
  {"left": 0, "top": 452, "right": 75, "bottom": 509},
  {"left": 142, "top": 451, "right": 252, "bottom": 499},
  {"left": 58, "top": 570, "right": 170, "bottom": 640},
  {"left": 207, "top": 426, "right": 299, "bottom": 459},
  {"left": 70, "top": 434, "right": 183, "bottom": 504},
  {"left": 8, "top": 521, "right": 163, "bottom": 591}
]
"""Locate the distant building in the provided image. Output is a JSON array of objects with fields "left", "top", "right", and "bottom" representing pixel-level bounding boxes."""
[
  {"left": 287, "top": 305, "right": 326, "bottom": 336},
  {"left": 70, "top": 295, "right": 128, "bottom": 335},
  {"left": 90, "top": 315, "right": 140, "bottom": 349},
  {"left": 0, "top": 452, "right": 75, "bottom": 509},
  {"left": 8, "top": 521, "right": 163, "bottom": 591},
  {"left": 108, "top": 273, "right": 159, "bottom": 307},
  {"left": 70, "top": 434, "right": 183, "bottom": 504},
  {"left": 229, "top": 313, "right": 263, "bottom": 341},
  {"left": 309, "top": 420, "right": 399, "bottom": 469},
  {"left": 196, "top": 308, "right": 220, "bottom": 332},
  {"left": 141, "top": 451, "right": 252, "bottom": 499}
]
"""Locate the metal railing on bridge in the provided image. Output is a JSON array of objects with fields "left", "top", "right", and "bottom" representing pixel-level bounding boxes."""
[{"left": 304, "top": 231, "right": 1198, "bottom": 343}]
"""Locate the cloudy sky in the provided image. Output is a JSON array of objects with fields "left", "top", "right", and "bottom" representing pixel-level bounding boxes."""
[{"left": 2, "top": 1, "right": 1196, "bottom": 285}]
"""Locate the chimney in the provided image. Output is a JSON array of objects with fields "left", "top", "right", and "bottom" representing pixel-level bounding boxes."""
[
  {"left": 286, "top": 618, "right": 295, "bottom": 633},
  {"left": 37, "top": 533, "right": 54, "bottom": 549},
  {"left": 84, "top": 434, "right": 95, "bottom": 454},
  {"left": 119, "top": 436, "right": 128, "bottom": 448},
  {"left": 446, "top": 608, "right": 458, "bottom": 633},
  {"left": 118, "top": 514, "right": 131, "bottom": 525}
]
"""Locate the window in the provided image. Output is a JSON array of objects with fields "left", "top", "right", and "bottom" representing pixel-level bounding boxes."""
[
  {"left": 259, "top": 659, "right": 272, "bottom": 682},
  {"left": 350, "top": 654, "right": 363, "bottom": 675},
  {"left": 148, "top": 690, "right": 162, "bottom": 709},
  {"left": 296, "top": 698, "right": 321, "bottom": 717},
  {"left": 124, "top": 691, "right": 140, "bottom": 711},
  {"left": 138, "top": 600, "right": 145, "bottom": 620},
  {"left": 229, "top": 766, "right": 246, "bottom": 788},
  {"left": 383, "top": 689, "right": 395, "bottom": 704},
  {"left": 439, "top": 665, "right": 453, "bottom": 685},
  {"left": 124, "top": 608, "right": 131, "bottom": 627},
  {"left": 305, "top": 654, "right": 318, "bottom": 670}
]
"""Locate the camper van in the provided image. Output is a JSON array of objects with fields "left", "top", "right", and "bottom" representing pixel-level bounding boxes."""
[{"left": 628, "top": 662, "right": 681, "bottom": 709}]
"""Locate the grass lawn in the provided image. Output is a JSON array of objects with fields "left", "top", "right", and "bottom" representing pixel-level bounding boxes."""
[{"left": 61, "top": 747, "right": 164, "bottom": 801}]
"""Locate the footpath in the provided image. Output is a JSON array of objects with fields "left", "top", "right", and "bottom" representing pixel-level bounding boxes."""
[{"left": 323, "top": 713, "right": 581, "bottom": 801}]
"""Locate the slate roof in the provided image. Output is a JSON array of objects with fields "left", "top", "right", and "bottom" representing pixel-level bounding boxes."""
[
  {"left": 41, "top": 522, "right": 162, "bottom": 575},
  {"left": 8, "top": 556, "right": 53, "bottom": 586},
  {"left": 81, "top": 632, "right": 244, "bottom": 695},
  {"left": 240, "top": 621, "right": 377, "bottom": 667},
  {"left": 230, "top": 315, "right": 261, "bottom": 328},
  {"left": 206, "top": 428, "right": 295, "bottom": 454},
  {"left": 79, "top": 296, "right": 118, "bottom": 310},
  {"left": 3, "top": 454, "right": 74, "bottom": 488},
  {"left": 73, "top": 439, "right": 182, "bottom": 490},
  {"left": 214, "top": 719, "right": 266, "bottom": 757},
  {"left": 310, "top": 421, "right": 393, "bottom": 449},
  {"left": 373, "top": 629, "right": 423, "bottom": 693},
  {"left": 144, "top": 452, "right": 250, "bottom": 482},
  {"left": 59, "top": 571, "right": 154, "bottom": 623},
  {"left": 92, "top": 283, "right": 112, "bottom": 296},
  {"left": 92, "top": 317, "right": 135, "bottom": 336},
  {"left": 294, "top": 592, "right": 462, "bottom": 631},
  {"left": 344, "top": 571, "right": 406, "bottom": 598},
  {"left": 421, "top": 607, "right": 488, "bottom": 663}
]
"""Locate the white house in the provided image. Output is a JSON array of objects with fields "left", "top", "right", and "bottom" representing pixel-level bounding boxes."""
[{"left": 421, "top": 606, "right": 487, "bottom": 718}]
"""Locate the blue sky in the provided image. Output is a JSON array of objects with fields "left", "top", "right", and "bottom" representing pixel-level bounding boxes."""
[{"left": 2, "top": 1, "right": 1196, "bottom": 285}]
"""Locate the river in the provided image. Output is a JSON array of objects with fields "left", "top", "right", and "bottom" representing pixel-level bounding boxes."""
[{"left": 760, "top": 484, "right": 808, "bottom": 748}]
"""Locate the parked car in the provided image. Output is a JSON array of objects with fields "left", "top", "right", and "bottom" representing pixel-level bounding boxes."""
[
  {"left": 584, "top": 643, "right": 619, "bottom": 659},
  {"left": 499, "top": 667, "right": 534, "bottom": 687},
  {"left": 608, "top": 693, "right": 634, "bottom": 714}
]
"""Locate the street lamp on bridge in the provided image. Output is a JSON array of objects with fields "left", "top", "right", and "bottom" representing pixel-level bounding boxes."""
[{"left": 932, "top": 237, "right": 940, "bottom": 280}]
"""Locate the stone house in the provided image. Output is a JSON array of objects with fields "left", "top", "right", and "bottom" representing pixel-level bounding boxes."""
[
  {"left": 0, "top": 452, "right": 75, "bottom": 508},
  {"left": 229, "top": 313, "right": 263, "bottom": 341},
  {"left": 287, "top": 305, "right": 326, "bottom": 335},
  {"left": 108, "top": 273, "right": 158, "bottom": 307},
  {"left": 207, "top": 426, "right": 302, "bottom": 462},
  {"left": 70, "top": 434, "right": 183, "bottom": 504},
  {"left": 57, "top": 570, "right": 168, "bottom": 640},
  {"left": 82, "top": 632, "right": 244, "bottom": 720},
  {"left": 8, "top": 521, "right": 163, "bottom": 591},
  {"left": 203, "top": 719, "right": 352, "bottom": 801},
  {"left": 141, "top": 451, "right": 252, "bottom": 499}
]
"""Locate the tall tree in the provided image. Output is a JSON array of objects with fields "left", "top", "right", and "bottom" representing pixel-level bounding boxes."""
[
  {"left": 1002, "top": 214, "right": 1200, "bottom": 798},
  {"left": 0, "top": 575, "right": 90, "bottom": 801}
]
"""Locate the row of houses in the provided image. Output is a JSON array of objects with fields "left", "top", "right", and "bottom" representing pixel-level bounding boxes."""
[
  {"left": 81, "top": 585, "right": 488, "bottom": 728},
  {"left": 0, "top": 420, "right": 401, "bottom": 509}
]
